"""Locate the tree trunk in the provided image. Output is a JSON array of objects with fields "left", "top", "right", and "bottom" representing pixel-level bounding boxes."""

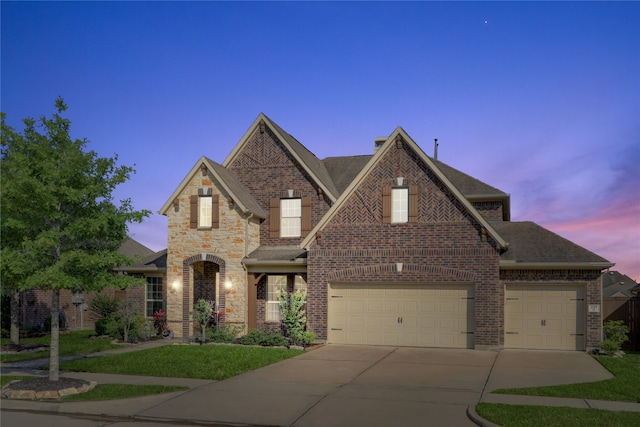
[
  {"left": 10, "top": 290, "right": 20, "bottom": 345},
  {"left": 49, "top": 289, "right": 60, "bottom": 381}
]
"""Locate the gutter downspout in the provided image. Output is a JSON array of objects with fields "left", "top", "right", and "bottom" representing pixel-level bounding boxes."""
[{"left": 244, "top": 212, "right": 254, "bottom": 258}]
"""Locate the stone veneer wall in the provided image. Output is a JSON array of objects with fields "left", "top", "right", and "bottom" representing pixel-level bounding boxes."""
[
  {"left": 166, "top": 170, "right": 261, "bottom": 338},
  {"left": 500, "top": 269, "right": 603, "bottom": 351}
]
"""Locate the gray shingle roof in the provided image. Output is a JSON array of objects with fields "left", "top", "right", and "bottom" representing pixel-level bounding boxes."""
[
  {"left": 246, "top": 246, "right": 307, "bottom": 261},
  {"left": 118, "top": 238, "right": 155, "bottom": 260},
  {"left": 204, "top": 157, "right": 267, "bottom": 219},
  {"left": 433, "top": 159, "right": 507, "bottom": 197},
  {"left": 323, "top": 155, "right": 372, "bottom": 195},
  {"left": 263, "top": 115, "right": 340, "bottom": 199},
  {"left": 492, "top": 221, "right": 610, "bottom": 264},
  {"left": 602, "top": 270, "right": 638, "bottom": 298}
]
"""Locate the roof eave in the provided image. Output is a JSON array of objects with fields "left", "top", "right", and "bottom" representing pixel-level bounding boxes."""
[
  {"left": 500, "top": 261, "right": 615, "bottom": 270},
  {"left": 242, "top": 258, "right": 307, "bottom": 274}
]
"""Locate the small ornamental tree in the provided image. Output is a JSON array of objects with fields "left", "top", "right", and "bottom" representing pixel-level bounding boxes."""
[
  {"left": 278, "top": 290, "right": 307, "bottom": 345},
  {"left": 0, "top": 99, "right": 150, "bottom": 381},
  {"left": 192, "top": 299, "right": 216, "bottom": 343}
]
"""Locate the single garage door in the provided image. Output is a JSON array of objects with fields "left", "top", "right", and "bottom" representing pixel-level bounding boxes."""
[
  {"left": 505, "top": 285, "right": 585, "bottom": 351},
  {"left": 328, "top": 283, "right": 474, "bottom": 348}
]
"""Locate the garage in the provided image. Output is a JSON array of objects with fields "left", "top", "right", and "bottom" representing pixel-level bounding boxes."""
[
  {"left": 328, "top": 283, "right": 475, "bottom": 348},
  {"left": 505, "top": 285, "right": 586, "bottom": 351}
]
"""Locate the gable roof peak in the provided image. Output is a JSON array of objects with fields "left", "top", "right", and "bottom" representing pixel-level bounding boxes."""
[{"left": 223, "top": 113, "right": 340, "bottom": 201}]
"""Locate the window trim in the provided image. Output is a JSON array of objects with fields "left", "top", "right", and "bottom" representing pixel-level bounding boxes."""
[
  {"left": 280, "top": 198, "right": 302, "bottom": 238},
  {"left": 266, "top": 275, "right": 287, "bottom": 322},
  {"left": 391, "top": 187, "right": 409, "bottom": 223},
  {"left": 145, "top": 276, "right": 164, "bottom": 317},
  {"left": 383, "top": 184, "right": 418, "bottom": 224}
]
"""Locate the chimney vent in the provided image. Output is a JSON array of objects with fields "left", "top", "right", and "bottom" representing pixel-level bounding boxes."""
[{"left": 434, "top": 138, "right": 439, "bottom": 160}]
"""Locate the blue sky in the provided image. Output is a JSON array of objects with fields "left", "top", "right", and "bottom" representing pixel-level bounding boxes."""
[{"left": 2, "top": 1, "right": 639, "bottom": 280}]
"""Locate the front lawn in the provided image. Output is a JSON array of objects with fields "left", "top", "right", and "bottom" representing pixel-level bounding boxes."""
[
  {"left": 1, "top": 330, "right": 123, "bottom": 363},
  {"left": 492, "top": 353, "right": 640, "bottom": 402},
  {"left": 60, "top": 344, "right": 303, "bottom": 380}
]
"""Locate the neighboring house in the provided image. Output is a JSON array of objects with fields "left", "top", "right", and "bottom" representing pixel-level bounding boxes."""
[
  {"left": 602, "top": 270, "right": 640, "bottom": 350},
  {"left": 160, "top": 114, "right": 613, "bottom": 351},
  {"left": 20, "top": 238, "right": 166, "bottom": 331}
]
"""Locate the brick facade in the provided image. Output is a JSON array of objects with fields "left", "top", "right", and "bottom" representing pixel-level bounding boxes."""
[
  {"left": 306, "top": 141, "right": 502, "bottom": 346},
  {"left": 20, "top": 285, "right": 147, "bottom": 332},
  {"left": 227, "top": 127, "right": 332, "bottom": 246}
]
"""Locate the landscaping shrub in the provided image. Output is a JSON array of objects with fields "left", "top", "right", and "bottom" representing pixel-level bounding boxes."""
[
  {"left": 89, "top": 294, "right": 120, "bottom": 320},
  {"left": 236, "top": 327, "right": 289, "bottom": 347},
  {"left": 208, "top": 324, "right": 242, "bottom": 343},
  {"left": 600, "top": 320, "right": 630, "bottom": 354}
]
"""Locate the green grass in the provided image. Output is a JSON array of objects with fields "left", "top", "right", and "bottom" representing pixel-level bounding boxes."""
[
  {"left": 1, "top": 375, "right": 188, "bottom": 401},
  {"left": 476, "top": 403, "right": 640, "bottom": 427},
  {"left": 61, "top": 384, "right": 188, "bottom": 401},
  {"left": 60, "top": 345, "right": 303, "bottom": 380},
  {"left": 1, "top": 330, "right": 123, "bottom": 363},
  {"left": 493, "top": 353, "right": 640, "bottom": 402},
  {"left": 1, "top": 375, "right": 34, "bottom": 387}
]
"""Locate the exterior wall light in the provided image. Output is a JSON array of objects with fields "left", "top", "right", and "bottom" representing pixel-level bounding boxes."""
[{"left": 171, "top": 279, "right": 181, "bottom": 293}]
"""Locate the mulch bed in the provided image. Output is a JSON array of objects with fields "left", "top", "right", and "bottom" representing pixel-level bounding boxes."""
[{"left": 1, "top": 377, "right": 96, "bottom": 401}]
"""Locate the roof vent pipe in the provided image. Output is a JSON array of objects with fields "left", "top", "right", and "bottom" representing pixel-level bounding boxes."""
[{"left": 434, "top": 138, "right": 439, "bottom": 160}]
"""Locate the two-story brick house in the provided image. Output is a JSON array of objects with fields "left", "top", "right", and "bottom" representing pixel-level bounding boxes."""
[{"left": 160, "top": 114, "right": 612, "bottom": 351}]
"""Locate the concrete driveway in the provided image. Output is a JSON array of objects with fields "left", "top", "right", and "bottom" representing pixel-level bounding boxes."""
[
  {"left": 3, "top": 344, "right": 614, "bottom": 427},
  {"left": 140, "top": 345, "right": 496, "bottom": 427}
]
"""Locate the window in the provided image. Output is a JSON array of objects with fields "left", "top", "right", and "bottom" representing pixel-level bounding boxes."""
[
  {"left": 392, "top": 188, "right": 409, "bottom": 223},
  {"left": 280, "top": 198, "right": 301, "bottom": 237},
  {"left": 190, "top": 193, "right": 219, "bottom": 229},
  {"left": 146, "top": 276, "right": 163, "bottom": 317},
  {"left": 266, "top": 275, "right": 286, "bottom": 322},
  {"left": 199, "top": 196, "right": 212, "bottom": 228},
  {"left": 383, "top": 185, "right": 418, "bottom": 224}
]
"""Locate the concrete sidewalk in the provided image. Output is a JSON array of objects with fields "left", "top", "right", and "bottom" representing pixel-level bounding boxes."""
[{"left": 2, "top": 343, "right": 639, "bottom": 427}]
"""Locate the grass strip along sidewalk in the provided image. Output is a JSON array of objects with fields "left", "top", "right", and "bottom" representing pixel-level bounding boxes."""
[{"left": 477, "top": 352, "right": 640, "bottom": 427}]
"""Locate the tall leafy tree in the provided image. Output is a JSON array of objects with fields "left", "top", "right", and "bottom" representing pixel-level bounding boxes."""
[{"left": 0, "top": 98, "right": 150, "bottom": 381}]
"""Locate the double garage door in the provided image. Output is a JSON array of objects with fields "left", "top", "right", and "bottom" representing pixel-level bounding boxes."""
[
  {"left": 328, "top": 283, "right": 475, "bottom": 348},
  {"left": 327, "top": 283, "right": 586, "bottom": 351},
  {"left": 505, "top": 285, "right": 586, "bottom": 351}
]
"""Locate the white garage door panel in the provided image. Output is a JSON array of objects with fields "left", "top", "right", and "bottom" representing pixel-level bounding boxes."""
[
  {"left": 328, "top": 284, "right": 474, "bottom": 348},
  {"left": 505, "top": 285, "right": 585, "bottom": 351}
]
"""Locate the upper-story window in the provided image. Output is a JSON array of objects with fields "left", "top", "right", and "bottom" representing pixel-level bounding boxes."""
[
  {"left": 391, "top": 188, "right": 409, "bottom": 223},
  {"left": 270, "top": 196, "right": 311, "bottom": 238},
  {"left": 190, "top": 191, "right": 219, "bottom": 229},
  {"left": 199, "top": 195, "right": 212, "bottom": 228},
  {"left": 281, "top": 198, "right": 301, "bottom": 237},
  {"left": 383, "top": 184, "right": 418, "bottom": 224}
]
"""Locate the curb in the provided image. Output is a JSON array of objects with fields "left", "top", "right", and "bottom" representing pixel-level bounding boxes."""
[{"left": 467, "top": 403, "right": 502, "bottom": 427}]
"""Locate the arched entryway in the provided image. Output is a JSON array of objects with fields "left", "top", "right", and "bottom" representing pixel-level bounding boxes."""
[{"left": 182, "top": 254, "right": 226, "bottom": 339}]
